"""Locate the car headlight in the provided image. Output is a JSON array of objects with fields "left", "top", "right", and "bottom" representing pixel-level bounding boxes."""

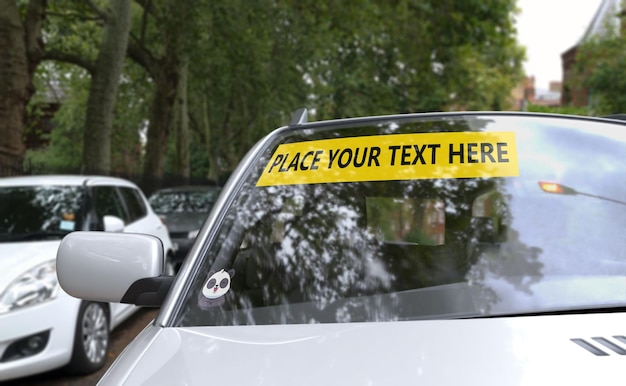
[
  {"left": 187, "top": 229, "right": 199, "bottom": 239},
  {"left": 0, "top": 260, "right": 59, "bottom": 315}
]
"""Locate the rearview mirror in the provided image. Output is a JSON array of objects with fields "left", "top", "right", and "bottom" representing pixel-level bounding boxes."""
[{"left": 103, "top": 215, "right": 125, "bottom": 232}]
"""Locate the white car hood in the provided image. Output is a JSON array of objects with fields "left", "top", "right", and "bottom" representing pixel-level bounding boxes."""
[
  {"left": 102, "top": 312, "right": 626, "bottom": 385},
  {"left": 0, "top": 241, "right": 60, "bottom": 289}
]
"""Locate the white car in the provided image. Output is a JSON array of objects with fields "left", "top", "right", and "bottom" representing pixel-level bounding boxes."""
[
  {"left": 0, "top": 175, "right": 175, "bottom": 382},
  {"left": 57, "top": 112, "right": 626, "bottom": 385}
]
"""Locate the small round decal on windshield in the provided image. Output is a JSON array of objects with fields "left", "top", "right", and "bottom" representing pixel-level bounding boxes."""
[{"left": 199, "top": 269, "right": 235, "bottom": 309}]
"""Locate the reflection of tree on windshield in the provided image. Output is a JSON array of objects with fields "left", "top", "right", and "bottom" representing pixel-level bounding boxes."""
[
  {"left": 180, "top": 173, "right": 546, "bottom": 326},
  {"left": 235, "top": 183, "right": 387, "bottom": 308},
  {"left": 467, "top": 230, "right": 544, "bottom": 314},
  {"left": 465, "top": 182, "right": 545, "bottom": 314}
]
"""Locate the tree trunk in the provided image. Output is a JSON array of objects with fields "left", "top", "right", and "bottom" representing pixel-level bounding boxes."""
[
  {"left": 82, "top": 0, "right": 131, "bottom": 175},
  {"left": 201, "top": 94, "right": 219, "bottom": 183},
  {"left": 129, "top": 0, "right": 187, "bottom": 188},
  {"left": 142, "top": 63, "right": 178, "bottom": 189},
  {"left": 172, "top": 56, "right": 190, "bottom": 180},
  {"left": 0, "top": 0, "right": 46, "bottom": 176}
]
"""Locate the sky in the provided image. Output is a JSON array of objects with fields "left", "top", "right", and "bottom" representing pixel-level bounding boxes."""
[{"left": 516, "top": 0, "right": 604, "bottom": 91}]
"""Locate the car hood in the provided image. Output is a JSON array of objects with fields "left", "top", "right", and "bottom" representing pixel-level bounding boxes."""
[
  {"left": 100, "top": 312, "right": 626, "bottom": 386},
  {"left": 0, "top": 241, "right": 60, "bottom": 289},
  {"left": 160, "top": 213, "right": 207, "bottom": 233}
]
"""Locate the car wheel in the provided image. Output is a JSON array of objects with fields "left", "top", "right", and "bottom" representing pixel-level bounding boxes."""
[{"left": 65, "top": 301, "right": 110, "bottom": 375}]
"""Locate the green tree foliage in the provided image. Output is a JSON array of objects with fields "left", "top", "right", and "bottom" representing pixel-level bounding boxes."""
[
  {"left": 573, "top": 26, "right": 626, "bottom": 115},
  {"left": 187, "top": 0, "right": 311, "bottom": 178},
  {"left": 27, "top": 0, "right": 525, "bottom": 182},
  {"left": 28, "top": 60, "right": 149, "bottom": 175},
  {"left": 525, "top": 104, "right": 590, "bottom": 116},
  {"left": 33, "top": 0, "right": 149, "bottom": 175},
  {"left": 188, "top": 0, "right": 524, "bottom": 179},
  {"left": 25, "top": 63, "right": 87, "bottom": 173},
  {"left": 293, "top": 0, "right": 525, "bottom": 118}
]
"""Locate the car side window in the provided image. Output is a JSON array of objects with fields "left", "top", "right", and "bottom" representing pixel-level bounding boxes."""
[
  {"left": 119, "top": 187, "right": 148, "bottom": 223},
  {"left": 93, "top": 186, "right": 129, "bottom": 226}
]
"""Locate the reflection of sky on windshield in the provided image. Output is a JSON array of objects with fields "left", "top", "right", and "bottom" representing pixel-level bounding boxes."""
[
  {"left": 492, "top": 117, "right": 625, "bottom": 199},
  {"left": 474, "top": 117, "right": 626, "bottom": 313}
]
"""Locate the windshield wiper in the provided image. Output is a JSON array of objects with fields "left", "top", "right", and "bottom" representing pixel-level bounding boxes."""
[{"left": 464, "top": 306, "right": 626, "bottom": 319}]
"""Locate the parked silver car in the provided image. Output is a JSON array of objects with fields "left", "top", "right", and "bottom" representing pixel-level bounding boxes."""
[
  {"left": 57, "top": 111, "right": 626, "bottom": 385},
  {"left": 149, "top": 185, "right": 222, "bottom": 270}
]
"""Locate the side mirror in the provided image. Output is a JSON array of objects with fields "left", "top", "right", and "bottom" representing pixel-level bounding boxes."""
[
  {"left": 57, "top": 231, "right": 173, "bottom": 307},
  {"left": 104, "top": 215, "right": 125, "bottom": 232}
]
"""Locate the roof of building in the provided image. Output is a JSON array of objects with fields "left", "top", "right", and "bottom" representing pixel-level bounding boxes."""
[{"left": 579, "top": 0, "right": 621, "bottom": 43}]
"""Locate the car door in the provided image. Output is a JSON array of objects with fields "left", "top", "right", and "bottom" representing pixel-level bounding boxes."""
[
  {"left": 91, "top": 185, "right": 158, "bottom": 236},
  {"left": 117, "top": 186, "right": 171, "bottom": 247},
  {"left": 90, "top": 185, "right": 129, "bottom": 230}
]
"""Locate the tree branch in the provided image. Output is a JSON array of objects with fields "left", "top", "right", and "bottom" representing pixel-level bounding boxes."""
[
  {"left": 42, "top": 49, "right": 97, "bottom": 75},
  {"left": 127, "top": 36, "right": 158, "bottom": 79},
  {"left": 46, "top": 11, "right": 103, "bottom": 23},
  {"left": 84, "top": 0, "right": 109, "bottom": 20},
  {"left": 137, "top": 0, "right": 153, "bottom": 43}
]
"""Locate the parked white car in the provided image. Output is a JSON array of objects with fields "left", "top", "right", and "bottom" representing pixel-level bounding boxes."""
[
  {"left": 57, "top": 112, "right": 626, "bottom": 385},
  {"left": 0, "top": 175, "right": 175, "bottom": 382}
]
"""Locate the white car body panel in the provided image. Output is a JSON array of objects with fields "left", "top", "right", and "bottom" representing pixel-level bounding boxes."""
[
  {"left": 0, "top": 239, "right": 139, "bottom": 382},
  {"left": 0, "top": 241, "right": 59, "bottom": 288},
  {"left": 0, "top": 286, "right": 78, "bottom": 381},
  {"left": 125, "top": 212, "right": 172, "bottom": 257},
  {"left": 100, "top": 313, "right": 626, "bottom": 386}
]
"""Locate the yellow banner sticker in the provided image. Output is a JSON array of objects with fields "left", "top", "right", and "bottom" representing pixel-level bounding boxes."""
[{"left": 256, "top": 132, "right": 519, "bottom": 186}]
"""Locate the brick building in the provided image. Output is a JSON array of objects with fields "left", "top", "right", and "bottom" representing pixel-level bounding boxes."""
[{"left": 561, "top": 0, "right": 622, "bottom": 107}]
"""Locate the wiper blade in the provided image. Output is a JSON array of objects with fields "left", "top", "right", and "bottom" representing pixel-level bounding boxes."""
[{"left": 464, "top": 306, "right": 626, "bottom": 319}]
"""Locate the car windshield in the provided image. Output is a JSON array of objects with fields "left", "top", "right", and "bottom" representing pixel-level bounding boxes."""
[
  {"left": 172, "top": 114, "right": 626, "bottom": 327},
  {"left": 149, "top": 188, "right": 221, "bottom": 214},
  {"left": 0, "top": 185, "right": 85, "bottom": 242}
]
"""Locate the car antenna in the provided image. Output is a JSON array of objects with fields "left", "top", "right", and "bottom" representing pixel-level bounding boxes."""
[{"left": 290, "top": 108, "right": 308, "bottom": 125}]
